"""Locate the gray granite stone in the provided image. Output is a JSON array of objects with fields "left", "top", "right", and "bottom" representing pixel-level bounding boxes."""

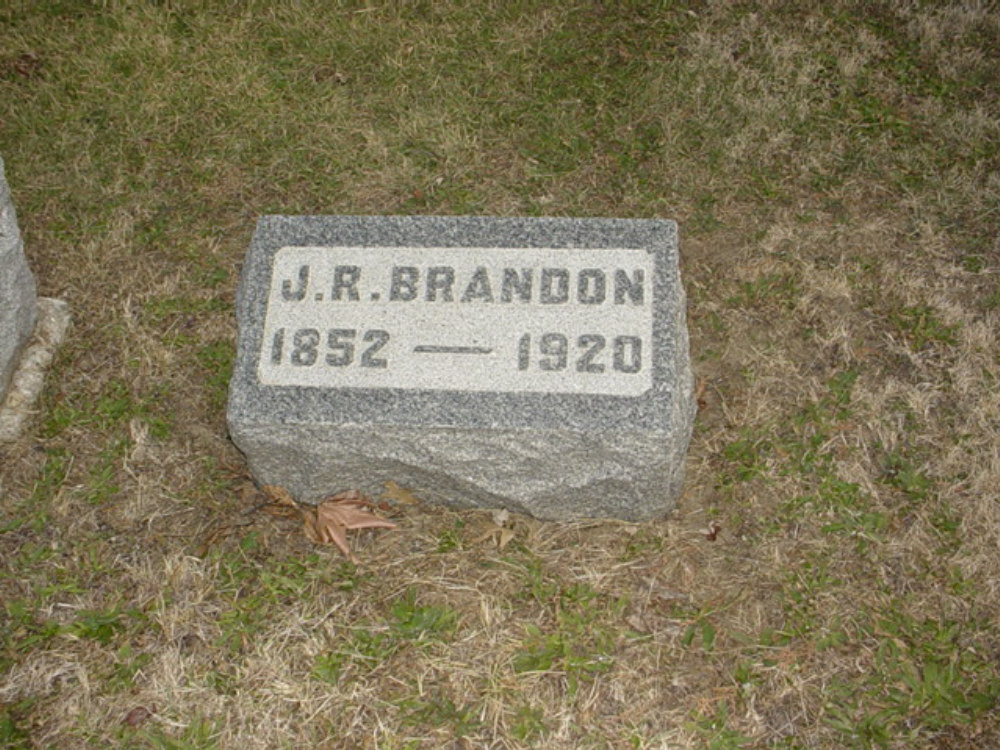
[
  {"left": 0, "top": 156, "right": 38, "bottom": 400},
  {"left": 0, "top": 297, "right": 71, "bottom": 443},
  {"left": 227, "top": 215, "right": 694, "bottom": 521}
]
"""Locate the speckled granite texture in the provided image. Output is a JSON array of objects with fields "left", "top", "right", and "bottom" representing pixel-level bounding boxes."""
[
  {"left": 227, "top": 215, "right": 694, "bottom": 521},
  {"left": 0, "top": 156, "right": 38, "bottom": 400}
]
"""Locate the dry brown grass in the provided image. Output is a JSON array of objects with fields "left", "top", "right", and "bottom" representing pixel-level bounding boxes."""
[{"left": 1, "top": 1, "right": 998, "bottom": 748}]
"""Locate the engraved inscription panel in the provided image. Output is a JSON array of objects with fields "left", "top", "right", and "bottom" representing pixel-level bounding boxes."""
[{"left": 257, "top": 246, "right": 655, "bottom": 395}]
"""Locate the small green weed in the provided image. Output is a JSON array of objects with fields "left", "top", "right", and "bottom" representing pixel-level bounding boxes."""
[
  {"left": 825, "top": 612, "right": 999, "bottom": 747},
  {"left": 780, "top": 557, "right": 845, "bottom": 637},
  {"left": 196, "top": 340, "right": 234, "bottom": 414},
  {"left": 310, "top": 651, "right": 343, "bottom": 684},
  {"left": 67, "top": 608, "right": 127, "bottom": 644},
  {"left": 139, "top": 718, "right": 220, "bottom": 750},
  {"left": 5, "top": 602, "right": 144, "bottom": 669},
  {"left": 435, "top": 521, "right": 464, "bottom": 553},
  {"left": 510, "top": 703, "right": 547, "bottom": 741},
  {"left": 983, "top": 284, "right": 1000, "bottom": 311},
  {"left": 81, "top": 438, "right": 128, "bottom": 505},
  {"left": 791, "top": 369, "right": 858, "bottom": 436},
  {"left": 889, "top": 304, "right": 960, "bottom": 350},
  {"left": 621, "top": 527, "right": 665, "bottom": 560},
  {"left": 721, "top": 435, "right": 771, "bottom": 484},
  {"left": 0, "top": 448, "right": 68, "bottom": 533},
  {"left": 312, "top": 589, "right": 458, "bottom": 683},
  {"left": 690, "top": 192, "right": 723, "bottom": 233},
  {"left": 726, "top": 273, "right": 799, "bottom": 309},
  {"left": 204, "top": 669, "right": 238, "bottom": 697},
  {"left": 312, "top": 629, "right": 397, "bottom": 684},
  {"left": 800, "top": 477, "right": 888, "bottom": 550},
  {"left": 961, "top": 254, "right": 986, "bottom": 273},
  {"left": 681, "top": 618, "right": 717, "bottom": 653},
  {"left": 390, "top": 588, "right": 459, "bottom": 641},
  {"left": 880, "top": 448, "right": 932, "bottom": 502},
  {"left": 214, "top": 549, "right": 343, "bottom": 653},
  {"left": 108, "top": 644, "right": 154, "bottom": 690},
  {"left": 688, "top": 702, "right": 753, "bottom": 749},
  {"left": 929, "top": 507, "right": 963, "bottom": 554},
  {"left": 512, "top": 581, "right": 618, "bottom": 694},
  {"left": 512, "top": 622, "right": 614, "bottom": 687},
  {"left": 0, "top": 702, "right": 31, "bottom": 749},
  {"left": 42, "top": 380, "right": 172, "bottom": 440},
  {"left": 398, "top": 692, "right": 481, "bottom": 737},
  {"left": 731, "top": 660, "right": 759, "bottom": 690},
  {"left": 826, "top": 369, "right": 859, "bottom": 413},
  {"left": 2, "top": 598, "right": 60, "bottom": 668},
  {"left": 514, "top": 556, "right": 561, "bottom": 604}
]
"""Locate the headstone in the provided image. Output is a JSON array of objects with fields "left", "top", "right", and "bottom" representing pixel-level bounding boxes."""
[
  {"left": 0, "top": 156, "right": 70, "bottom": 443},
  {"left": 0, "top": 156, "right": 38, "bottom": 400},
  {"left": 227, "top": 215, "right": 694, "bottom": 521}
]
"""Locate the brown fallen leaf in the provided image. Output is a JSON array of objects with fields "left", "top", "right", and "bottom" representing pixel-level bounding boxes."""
[
  {"left": 497, "top": 527, "right": 515, "bottom": 550},
  {"left": 471, "top": 509, "right": 516, "bottom": 549},
  {"left": 254, "top": 486, "right": 396, "bottom": 561},
  {"left": 303, "top": 489, "right": 397, "bottom": 562},
  {"left": 122, "top": 705, "right": 155, "bottom": 728},
  {"left": 704, "top": 520, "right": 722, "bottom": 541},
  {"left": 695, "top": 377, "right": 708, "bottom": 411},
  {"left": 259, "top": 484, "right": 301, "bottom": 519},
  {"left": 263, "top": 485, "right": 297, "bottom": 507}
]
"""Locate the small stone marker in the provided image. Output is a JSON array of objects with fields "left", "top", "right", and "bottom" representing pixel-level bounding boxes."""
[
  {"left": 0, "top": 155, "right": 37, "bottom": 397},
  {"left": 227, "top": 215, "right": 694, "bottom": 521},
  {"left": 0, "top": 155, "right": 71, "bottom": 443}
]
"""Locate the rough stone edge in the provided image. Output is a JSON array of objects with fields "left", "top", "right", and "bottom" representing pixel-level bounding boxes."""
[{"left": 0, "top": 298, "right": 71, "bottom": 443}]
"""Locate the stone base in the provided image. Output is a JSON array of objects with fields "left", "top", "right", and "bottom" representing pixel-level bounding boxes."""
[
  {"left": 0, "top": 298, "right": 71, "bottom": 442},
  {"left": 234, "top": 420, "right": 691, "bottom": 522},
  {"left": 227, "top": 215, "right": 694, "bottom": 521}
]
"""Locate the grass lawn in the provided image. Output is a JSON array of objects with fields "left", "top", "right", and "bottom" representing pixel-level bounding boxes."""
[{"left": 1, "top": 1, "right": 998, "bottom": 747}]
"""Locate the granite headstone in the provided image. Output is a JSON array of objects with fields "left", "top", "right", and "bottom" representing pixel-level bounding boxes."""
[
  {"left": 227, "top": 215, "right": 694, "bottom": 521},
  {"left": 0, "top": 156, "right": 37, "bottom": 399}
]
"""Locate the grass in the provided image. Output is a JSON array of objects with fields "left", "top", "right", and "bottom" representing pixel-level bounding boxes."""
[{"left": 1, "top": 1, "right": 999, "bottom": 747}]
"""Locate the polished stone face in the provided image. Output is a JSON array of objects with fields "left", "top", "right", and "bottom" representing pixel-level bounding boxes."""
[
  {"left": 228, "top": 215, "right": 694, "bottom": 521},
  {"left": 0, "top": 156, "right": 38, "bottom": 400},
  {"left": 256, "top": 245, "right": 654, "bottom": 396}
]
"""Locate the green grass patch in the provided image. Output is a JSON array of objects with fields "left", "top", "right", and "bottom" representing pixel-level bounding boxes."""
[
  {"left": 825, "top": 612, "right": 999, "bottom": 747},
  {"left": 312, "top": 588, "right": 459, "bottom": 685},
  {"left": 511, "top": 571, "right": 620, "bottom": 694},
  {"left": 890, "top": 305, "right": 961, "bottom": 350}
]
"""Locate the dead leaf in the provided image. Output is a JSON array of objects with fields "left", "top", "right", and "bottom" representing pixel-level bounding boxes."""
[
  {"left": 471, "top": 525, "right": 500, "bottom": 545},
  {"left": 380, "top": 480, "right": 420, "bottom": 505},
  {"left": 497, "top": 527, "right": 515, "bottom": 550},
  {"left": 263, "top": 485, "right": 297, "bottom": 507},
  {"left": 472, "top": 509, "right": 516, "bottom": 549},
  {"left": 258, "top": 484, "right": 300, "bottom": 519},
  {"left": 695, "top": 377, "right": 708, "bottom": 411},
  {"left": 305, "top": 489, "right": 396, "bottom": 562},
  {"left": 255, "top": 486, "right": 396, "bottom": 561},
  {"left": 122, "top": 705, "right": 155, "bottom": 728}
]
